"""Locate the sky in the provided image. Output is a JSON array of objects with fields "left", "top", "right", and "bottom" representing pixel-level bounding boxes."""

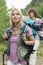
[{"left": 6, "top": 0, "right": 32, "bottom": 10}]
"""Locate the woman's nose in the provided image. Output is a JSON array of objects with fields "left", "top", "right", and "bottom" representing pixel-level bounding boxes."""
[{"left": 14, "top": 14, "right": 17, "bottom": 17}]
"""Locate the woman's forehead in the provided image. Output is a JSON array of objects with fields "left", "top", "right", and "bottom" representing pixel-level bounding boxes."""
[
  {"left": 11, "top": 8, "right": 22, "bottom": 17},
  {"left": 12, "top": 9, "right": 20, "bottom": 14}
]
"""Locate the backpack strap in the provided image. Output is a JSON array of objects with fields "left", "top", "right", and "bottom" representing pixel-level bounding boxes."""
[
  {"left": 20, "top": 23, "right": 28, "bottom": 36},
  {"left": 20, "top": 23, "right": 36, "bottom": 65},
  {"left": 6, "top": 26, "right": 12, "bottom": 40}
]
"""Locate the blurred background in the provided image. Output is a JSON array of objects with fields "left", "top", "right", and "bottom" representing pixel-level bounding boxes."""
[{"left": 0, "top": 0, "right": 43, "bottom": 65}]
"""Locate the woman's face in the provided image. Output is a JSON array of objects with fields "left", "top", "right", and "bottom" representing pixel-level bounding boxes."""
[
  {"left": 29, "top": 12, "right": 35, "bottom": 19},
  {"left": 11, "top": 9, "right": 22, "bottom": 23}
]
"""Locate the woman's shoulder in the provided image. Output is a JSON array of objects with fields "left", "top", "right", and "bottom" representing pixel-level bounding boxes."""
[
  {"left": 5, "top": 26, "right": 12, "bottom": 37},
  {"left": 21, "top": 22, "right": 32, "bottom": 35},
  {"left": 27, "top": 25, "right": 32, "bottom": 32},
  {"left": 36, "top": 18, "right": 42, "bottom": 23},
  {"left": 26, "top": 25, "right": 33, "bottom": 36},
  {"left": 6, "top": 26, "right": 11, "bottom": 32}
]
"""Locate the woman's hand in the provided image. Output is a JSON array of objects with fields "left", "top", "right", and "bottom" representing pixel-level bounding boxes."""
[
  {"left": 20, "top": 34, "right": 35, "bottom": 45},
  {"left": 21, "top": 34, "right": 26, "bottom": 41},
  {"left": 25, "top": 35, "right": 35, "bottom": 45},
  {"left": 3, "top": 33, "right": 8, "bottom": 40}
]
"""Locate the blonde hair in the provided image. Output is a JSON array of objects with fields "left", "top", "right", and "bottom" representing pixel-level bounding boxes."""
[{"left": 9, "top": 7, "right": 23, "bottom": 28}]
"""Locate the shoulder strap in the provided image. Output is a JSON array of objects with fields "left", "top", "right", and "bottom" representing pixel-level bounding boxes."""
[
  {"left": 20, "top": 23, "right": 28, "bottom": 35},
  {"left": 6, "top": 26, "right": 12, "bottom": 39}
]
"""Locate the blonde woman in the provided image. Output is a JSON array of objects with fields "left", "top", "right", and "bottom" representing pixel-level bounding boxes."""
[{"left": 3, "top": 8, "right": 35, "bottom": 65}]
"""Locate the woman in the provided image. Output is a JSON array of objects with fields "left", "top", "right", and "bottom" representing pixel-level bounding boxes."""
[
  {"left": 28, "top": 8, "right": 43, "bottom": 65},
  {"left": 28, "top": 8, "right": 42, "bottom": 23},
  {"left": 3, "top": 8, "right": 35, "bottom": 65}
]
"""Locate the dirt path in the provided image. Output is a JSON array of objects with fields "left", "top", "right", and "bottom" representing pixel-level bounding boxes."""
[{"left": 0, "top": 52, "right": 43, "bottom": 65}]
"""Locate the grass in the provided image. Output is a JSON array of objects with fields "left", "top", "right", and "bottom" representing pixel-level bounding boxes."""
[
  {"left": 0, "top": 41, "right": 7, "bottom": 52},
  {"left": 37, "top": 40, "right": 43, "bottom": 58}
]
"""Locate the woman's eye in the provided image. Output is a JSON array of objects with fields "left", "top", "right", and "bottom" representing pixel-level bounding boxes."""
[
  {"left": 12, "top": 14, "right": 15, "bottom": 16},
  {"left": 12, "top": 13, "right": 20, "bottom": 16},
  {"left": 16, "top": 13, "right": 20, "bottom": 15}
]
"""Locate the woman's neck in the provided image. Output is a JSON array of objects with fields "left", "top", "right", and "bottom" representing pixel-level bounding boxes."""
[
  {"left": 32, "top": 17, "right": 36, "bottom": 20},
  {"left": 14, "top": 23, "right": 20, "bottom": 29}
]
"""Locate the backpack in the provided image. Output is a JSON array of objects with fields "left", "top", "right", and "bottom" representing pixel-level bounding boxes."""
[
  {"left": 24, "top": 18, "right": 37, "bottom": 37},
  {"left": 24, "top": 18, "right": 43, "bottom": 41},
  {"left": 18, "top": 24, "right": 34, "bottom": 62},
  {"left": 4, "top": 24, "right": 35, "bottom": 65}
]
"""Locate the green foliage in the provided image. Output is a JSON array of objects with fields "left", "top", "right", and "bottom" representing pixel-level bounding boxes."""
[
  {"left": 37, "top": 41, "right": 43, "bottom": 58},
  {"left": 21, "top": 9, "right": 28, "bottom": 16},
  {"left": 0, "top": 0, "right": 9, "bottom": 43},
  {"left": 24, "top": 0, "right": 43, "bottom": 18},
  {"left": 36, "top": 3, "right": 43, "bottom": 17},
  {"left": 30, "top": 0, "right": 43, "bottom": 6}
]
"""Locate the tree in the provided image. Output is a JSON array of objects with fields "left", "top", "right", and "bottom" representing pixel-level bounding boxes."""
[
  {"left": 24, "top": 0, "right": 43, "bottom": 17},
  {"left": 0, "top": 0, "right": 9, "bottom": 42}
]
